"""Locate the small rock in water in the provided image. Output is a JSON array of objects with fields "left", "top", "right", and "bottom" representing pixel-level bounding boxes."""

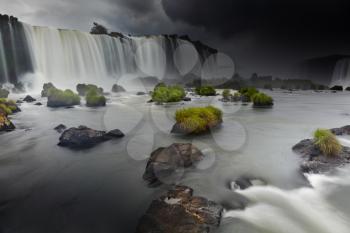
[
  {"left": 183, "top": 97, "right": 191, "bottom": 101},
  {"left": 16, "top": 100, "right": 23, "bottom": 104},
  {"left": 54, "top": 124, "right": 67, "bottom": 133},
  {"left": 143, "top": 143, "right": 204, "bottom": 186},
  {"left": 136, "top": 92, "right": 146, "bottom": 96},
  {"left": 105, "top": 129, "right": 125, "bottom": 138},
  {"left": 23, "top": 95, "right": 36, "bottom": 103},
  {"left": 230, "top": 177, "right": 267, "bottom": 190},
  {"left": 58, "top": 125, "right": 124, "bottom": 149},
  {"left": 136, "top": 185, "right": 223, "bottom": 233},
  {"left": 34, "top": 102, "right": 43, "bottom": 106}
]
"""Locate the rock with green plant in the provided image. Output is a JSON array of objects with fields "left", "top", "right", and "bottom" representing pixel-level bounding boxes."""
[
  {"left": 47, "top": 88, "right": 80, "bottom": 107},
  {"left": 41, "top": 82, "right": 56, "bottom": 97},
  {"left": 252, "top": 93, "right": 274, "bottom": 107},
  {"left": 195, "top": 85, "right": 216, "bottom": 96},
  {"left": 0, "top": 88, "right": 9, "bottom": 98},
  {"left": 171, "top": 106, "right": 223, "bottom": 135},
  {"left": 76, "top": 83, "right": 103, "bottom": 96},
  {"left": 221, "top": 89, "right": 231, "bottom": 101},
  {"left": 239, "top": 87, "right": 259, "bottom": 102},
  {"left": 0, "top": 98, "right": 21, "bottom": 132},
  {"left": 293, "top": 128, "right": 350, "bottom": 174},
  {"left": 151, "top": 83, "right": 186, "bottom": 103},
  {"left": 86, "top": 89, "right": 106, "bottom": 107}
]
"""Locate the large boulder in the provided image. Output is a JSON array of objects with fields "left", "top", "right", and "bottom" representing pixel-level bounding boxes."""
[
  {"left": 23, "top": 95, "right": 36, "bottom": 102},
  {"left": 143, "top": 143, "right": 204, "bottom": 186},
  {"left": 111, "top": 84, "right": 126, "bottom": 93},
  {"left": 58, "top": 125, "right": 124, "bottom": 149},
  {"left": 136, "top": 186, "right": 223, "bottom": 233},
  {"left": 293, "top": 138, "right": 350, "bottom": 173},
  {"left": 41, "top": 82, "right": 56, "bottom": 97},
  {"left": 0, "top": 113, "right": 15, "bottom": 131},
  {"left": 47, "top": 89, "right": 80, "bottom": 107}
]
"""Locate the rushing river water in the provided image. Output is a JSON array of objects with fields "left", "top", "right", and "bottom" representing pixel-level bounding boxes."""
[{"left": 1, "top": 90, "right": 350, "bottom": 233}]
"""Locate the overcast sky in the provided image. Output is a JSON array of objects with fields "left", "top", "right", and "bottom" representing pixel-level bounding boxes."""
[{"left": 1, "top": 0, "right": 350, "bottom": 77}]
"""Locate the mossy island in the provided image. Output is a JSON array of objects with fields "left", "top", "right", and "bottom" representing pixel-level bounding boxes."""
[
  {"left": 252, "top": 92, "right": 274, "bottom": 108},
  {"left": 195, "top": 86, "right": 216, "bottom": 96},
  {"left": 86, "top": 89, "right": 106, "bottom": 107},
  {"left": 151, "top": 83, "right": 186, "bottom": 103},
  {"left": 171, "top": 105, "right": 223, "bottom": 135},
  {"left": 46, "top": 87, "right": 81, "bottom": 107}
]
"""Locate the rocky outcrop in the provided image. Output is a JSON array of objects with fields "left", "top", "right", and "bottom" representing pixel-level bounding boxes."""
[
  {"left": 0, "top": 113, "right": 15, "bottom": 131},
  {"left": 23, "top": 95, "right": 36, "bottom": 102},
  {"left": 293, "top": 138, "right": 350, "bottom": 173},
  {"left": 143, "top": 143, "right": 204, "bottom": 186},
  {"left": 54, "top": 124, "right": 67, "bottom": 133},
  {"left": 58, "top": 125, "right": 124, "bottom": 149},
  {"left": 136, "top": 186, "right": 223, "bottom": 233},
  {"left": 111, "top": 84, "right": 126, "bottom": 93}
]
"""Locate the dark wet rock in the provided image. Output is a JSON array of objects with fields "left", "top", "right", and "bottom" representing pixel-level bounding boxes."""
[
  {"left": 54, "top": 124, "right": 67, "bottom": 133},
  {"left": 330, "top": 85, "right": 343, "bottom": 91},
  {"left": 58, "top": 125, "right": 124, "bottom": 149},
  {"left": 41, "top": 82, "right": 56, "bottom": 97},
  {"left": 136, "top": 185, "right": 223, "bottom": 233},
  {"left": 230, "top": 177, "right": 267, "bottom": 190},
  {"left": 293, "top": 139, "right": 350, "bottom": 173},
  {"left": 23, "top": 95, "right": 36, "bottom": 102},
  {"left": 111, "top": 84, "right": 126, "bottom": 93},
  {"left": 330, "top": 125, "right": 350, "bottom": 136},
  {"left": 136, "top": 92, "right": 146, "bottom": 96},
  {"left": 147, "top": 99, "right": 154, "bottom": 103},
  {"left": 0, "top": 113, "right": 15, "bottom": 132},
  {"left": 143, "top": 143, "right": 204, "bottom": 186},
  {"left": 183, "top": 97, "right": 191, "bottom": 101},
  {"left": 34, "top": 102, "right": 42, "bottom": 106},
  {"left": 105, "top": 129, "right": 125, "bottom": 138},
  {"left": 16, "top": 100, "right": 23, "bottom": 104}
]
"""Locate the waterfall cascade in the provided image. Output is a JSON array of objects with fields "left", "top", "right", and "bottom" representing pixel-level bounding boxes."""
[
  {"left": 331, "top": 58, "right": 350, "bottom": 88},
  {"left": 0, "top": 14, "right": 217, "bottom": 88}
]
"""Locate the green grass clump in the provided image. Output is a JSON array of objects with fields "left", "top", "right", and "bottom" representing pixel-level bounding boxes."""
[
  {"left": 0, "top": 98, "right": 19, "bottom": 115},
  {"left": 86, "top": 89, "right": 106, "bottom": 107},
  {"left": 47, "top": 88, "right": 81, "bottom": 107},
  {"left": 239, "top": 87, "right": 259, "bottom": 101},
  {"left": 314, "top": 129, "right": 342, "bottom": 156},
  {"left": 151, "top": 84, "right": 186, "bottom": 103},
  {"left": 175, "top": 105, "right": 222, "bottom": 134},
  {"left": 252, "top": 93, "right": 274, "bottom": 107},
  {"left": 76, "top": 84, "right": 103, "bottom": 96},
  {"left": 195, "top": 86, "right": 216, "bottom": 96}
]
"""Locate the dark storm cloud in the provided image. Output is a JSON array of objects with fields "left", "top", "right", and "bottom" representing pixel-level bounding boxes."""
[{"left": 161, "top": 0, "right": 350, "bottom": 37}]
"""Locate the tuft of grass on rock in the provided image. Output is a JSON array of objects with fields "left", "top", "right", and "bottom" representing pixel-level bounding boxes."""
[
  {"left": 252, "top": 93, "right": 274, "bottom": 107},
  {"left": 314, "top": 128, "right": 342, "bottom": 156},
  {"left": 151, "top": 83, "right": 186, "bottom": 103},
  {"left": 195, "top": 86, "right": 216, "bottom": 96},
  {"left": 174, "top": 105, "right": 222, "bottom": 134},
  {"left": 86, "top": 89, "right": 106, "bottom": 107}
]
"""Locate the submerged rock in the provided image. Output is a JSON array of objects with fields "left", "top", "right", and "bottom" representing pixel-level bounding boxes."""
[
  {"left": 58, "top": 125, "right": 124, "bottom": 149},
  {"left": 136, "top": 92, "right": 146, "bottom": 96},
  {"left": 136, "top": 186, "right": 223, "bottom": 233},
  {"left": 34, "top": 102, "right": 42, "bottom": 106},
  {"left": 23, "top": 95, "right": 36, "bottom": 102},
  {"left": 0, "top": 113, "right": 15, "bottom": 132},
  {"left": 183, "top": 97, "right": 191, "bottom": 101},
  {"left": 54, "top": 124, "right": 67, "bottom": 133},
  {"left": 293, "top": 139, "right": 350, "bottom": 173},
  {"left": 111, "top": 84, "right": 126, "bottom": 93},
  {"left": 143, "top": 143, "right": 204, "bottom": 186}
]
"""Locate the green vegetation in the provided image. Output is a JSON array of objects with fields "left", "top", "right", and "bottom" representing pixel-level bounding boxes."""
[
  {"left": 0, "top": 98, "right": 19, "bottom": 115},
  {"left": 76, "top": 84, "right": 103, "bottom": 96},
  {"left": 0, "top": 88, "right": 9, "bottom": 98},
  {"left": 151, "top": 83, "right": 186, "bottom": 103},
  {"left": 232, "top": 91, "right": 242, "bottom": 101},
  {"left": 47, "top": 88, "right": 81, "bottom": 107},
  {"left": 174, "top": 106, "right": 222, "bottom": 134},
  {"left": 195, "top": 86, "right": 216, "bottom": 96},
  {"left": 252, "top": 93, "right": 274, "bottom": 107},
  {"left": 222, "top": 89, "right": 231, "bottom": 100},
  {"left": 314, "top": 129, "right": 342, "bottom": 156},
  {"left": 41, "top": 82, "right": 56, "bottom": 97},
  {"left": 239, "top": 87, "right": 259, "bottom": 102},
  {"left": 86, "top": 89, "right": 106, "bottom": 107}
]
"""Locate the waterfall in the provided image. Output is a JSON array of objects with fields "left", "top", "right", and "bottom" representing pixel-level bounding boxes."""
[
  {"left": 0, "top": 15, "right": 217, "bottom": 88},
  {"left": 331, "top": 59, "right": 350, "bottom": 88}
]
